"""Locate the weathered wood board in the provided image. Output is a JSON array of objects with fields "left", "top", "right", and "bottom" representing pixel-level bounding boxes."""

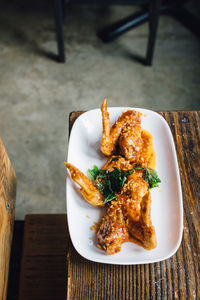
[{"left": 0, "top": 138, "right": 16, "bottom": 300}]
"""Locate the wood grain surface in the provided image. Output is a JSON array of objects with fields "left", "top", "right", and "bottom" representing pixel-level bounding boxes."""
[
  {"left": 7, "top": 221, "right": 24, "bottom": 300},
  {"left": 0, "top": 138, "right": 16, "bottom": 300},
  {"left": 67, "top": 111, "right": 200, "bottom": 300},
  {"left": 19, "top": 214, "right": 68, "bottom": 300}
]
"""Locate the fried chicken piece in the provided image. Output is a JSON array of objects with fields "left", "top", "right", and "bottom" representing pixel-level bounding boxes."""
[
  {"left": 137, "top": 129, "right": 156, "bottom": 169},
  {"left": 97, "top": 200, "right": 129, "bottom": 254},
  {"left": 118, "top": 125, "right": 143, "bottom": 162},
  {"left": 121, "top": 192, "right": 157, "bottom": 250},
  {"left": 102, "top": 155, "right": 133, "bottom": 172},
  {"left": 100, "top": 98, "right": 112, "bottom": 156},
  {"left": 100, "top": 98, "right": 142, "bottom": 160},
  {"left": 65, "top": 162, "right": 104, "bottom": 207},
  {"left": 97, "top": 191, "right": 157, "bottom": 253},
  {"left": 122, "top": 170, "right": 148, "bottom": 201},
  {"left": 121, "top": 171, "right": 157, "bottom": 250},
  {"left": 97, "top": 169, "right": 156, "bottom": 253}
]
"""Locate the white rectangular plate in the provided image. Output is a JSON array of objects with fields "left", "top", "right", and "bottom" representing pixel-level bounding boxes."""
[{"left": 66, "top": 107, "right": 183, "bottom": 264}]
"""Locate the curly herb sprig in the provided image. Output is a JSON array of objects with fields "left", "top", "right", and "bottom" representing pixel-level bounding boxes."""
[
  {"left": 88, "top": 164, "right": 161, "bottom": 203},
  {"left": 88, "top": 166, "right": 134, "bottom": 203}
]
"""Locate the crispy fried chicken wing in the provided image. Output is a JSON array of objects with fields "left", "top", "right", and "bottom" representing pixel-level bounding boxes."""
[
  {"left": 97, "top": 199, "right": 129, "bottom": 254},
  {"left": 100, "top": 98, "right": 113, "bottom": 156},
  {"left": 97, "top": 191, "right": 157, "bottom": 253},
  {"left": 101, "top": 98, "right": 142, "bottom": 161},
  {"left": 65, "top": 162, "right": 104, "bottom": 207},
  {"left": 123, "top": 192, "right": 157, "bottom": 250}
]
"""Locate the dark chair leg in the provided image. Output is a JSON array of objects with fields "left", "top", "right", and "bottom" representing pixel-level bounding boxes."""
[
  {"left": 97, "top": 9, "right": 149, "bottom": 43},
  {"left": 54, "top": 0, "right": 65, "bottom": 62},
  {"left": 146, "top": 0, "right": 161, "bottom": 66}
]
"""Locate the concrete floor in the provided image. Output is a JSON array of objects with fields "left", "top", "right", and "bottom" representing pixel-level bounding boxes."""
[{"left": 0, "top": 1, "right": 200, "bottom": 219}]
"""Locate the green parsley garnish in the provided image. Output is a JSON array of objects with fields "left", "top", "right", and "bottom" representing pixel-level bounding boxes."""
[
  {"left": 88, "top": 166, "right": 134, "bottom": 203},
  {"left": 87, "top": 164, "right": 161, "bottom": 203},
  {"left": 142, "top": 168, "right": 161, "bottom": 188},
  {"left": 133, "top": 164, "right": 161, "bottom": 188},
  {"left": 133, "top": 163, "right": 144, "bottom": 170},
  {"left": 87, "top": 165, "right": 100, "bottom": 180},
  {"left": 96, "top": 180, "right": 117, "bottom": 203}
]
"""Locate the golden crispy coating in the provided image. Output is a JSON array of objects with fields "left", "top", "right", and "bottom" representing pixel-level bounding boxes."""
[
  {"left": 101, "top": 98, "right": 142, "bottom": 160},
  {"left": 65, "top": 162, "right": 104, "bottom": 207},
  {"left": 122, "top": 170, "right": 148, "bottom": 201},
  {"left": 97, "top": 199, "right": 129, "bottom": 254},
  {"left": 100, "top": 98, "right": 113, "bottom": 156},
  {"left": 123, "top": 192, "right": 157, "bottom": 250},
  {"left": 97, "top": 191, "right": 157, "bottom": 253},
  {"left": 138, "top": 129, "right": 156, "bottom": 169},
  {"left": 118, "top": 125, "right": 142, "bottom": 162},
  {"left": 102, "top": 155, "right": 133, "bottom": 172}
]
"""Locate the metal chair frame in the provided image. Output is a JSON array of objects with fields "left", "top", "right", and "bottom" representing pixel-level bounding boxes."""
[{"left": 54, "top": 0, "right": 200, "bottom": 65}]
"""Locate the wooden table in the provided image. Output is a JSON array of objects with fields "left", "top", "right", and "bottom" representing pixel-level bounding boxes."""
[{"left": 16, "top": 111, "right": 200, "bottom": 300}]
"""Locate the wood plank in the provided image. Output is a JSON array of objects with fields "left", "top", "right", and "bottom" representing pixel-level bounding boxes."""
[
  {"left": 162, "top": 111, "right": 200, "bottom": 300},
  {"left": 69, "top": 111, "right": 84, "bottom": 135},
  {"left": 19, "top": 214, "right": 68, "bottom": 300},
  {"left": 7, "top": 221, "right": 24, "bottom": 300},
  {"left": 67, "top": 111, "right": 200, "bottom": 300},
  {"left": 0, "top": 138, "right": 16, "bottom": 300}
]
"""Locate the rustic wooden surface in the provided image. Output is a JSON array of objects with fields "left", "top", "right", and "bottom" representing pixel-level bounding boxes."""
[
  {"left": 0, "top": 138, "right": 16, "bottom": 300},
  {"left": 67, "top": 111, "right": 200, "bottom": 300},
  {"left": 19, "top": 214, "right": 68, "bottom": 300},
  {"left": 7, "top": 221, "right": 24, "bottom": 300}
]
